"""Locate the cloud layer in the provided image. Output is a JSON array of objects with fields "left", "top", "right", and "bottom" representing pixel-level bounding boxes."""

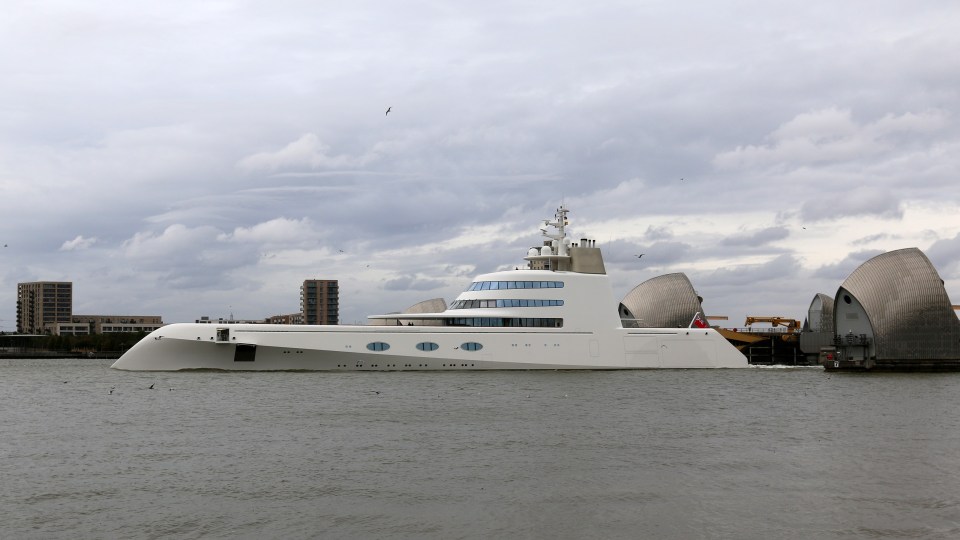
[{"left": 2, "top": 1, "right": 959, "bottom": 329}]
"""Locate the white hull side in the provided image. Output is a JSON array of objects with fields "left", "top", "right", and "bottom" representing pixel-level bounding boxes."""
[{"left": 111, "top": 323, "right": 749, "bottom": 371}]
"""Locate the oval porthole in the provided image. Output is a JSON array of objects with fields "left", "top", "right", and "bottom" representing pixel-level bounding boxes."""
[
  {"left": 416, "top": 342, "right": 439, "bottom": 351},
  {"left": 461, "top": 342, "right": 483, "bottom": 351},
  {"left": 366, "top": 342, "right": 390, "bottom": 351},
  {"left": 843, "top": 294, "right": 852, "bottom": 304}
]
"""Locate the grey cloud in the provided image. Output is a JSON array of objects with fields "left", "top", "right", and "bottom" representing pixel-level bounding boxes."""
[
  {"left": 3, "top": 2, "right": 960, "bottom": 326},
  {"left": 926, "top": 233, "right": 960, "bottom": 280},
  {"left": 382, "top": 275, "right": 447, "bottom": 292},
  {"left": 701, "top": 254, "right": 802, "bottom": 287},
  {"left": 721, "top": 226, "right": 790, "bottom": 247},
  {"left": 120, "top": 224, "right": 263, "bottom": 290},
  {"left": 602, "top": 239, "right": 692, "bottom": 266},
  {"left": 644, "top": 225, "right": 673, "bottom": 241},
  {"left": 851, "top": 233, "right": 891, "bottom": 246},
  {"left": 800, "top": 191, "right": 904, "bottom": 222},
  {"left": 716, "top": 109, "right": 948, "bottom": 171},
  {"left": 811, "top": 250, "right": 885, "bottom": 280},
  {"left": 60, "top": 235, "right": 98, "bottom": 251},
  {"left": 237, "top": 134, "right": 382, "bottom": 173}
]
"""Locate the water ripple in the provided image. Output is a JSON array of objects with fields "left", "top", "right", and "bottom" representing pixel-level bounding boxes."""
[{"left": 3, "top": 359, "right": 960, "bottom": 539}]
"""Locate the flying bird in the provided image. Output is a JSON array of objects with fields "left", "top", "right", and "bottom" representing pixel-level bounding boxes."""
[
  {"left": 636, "top": 254, "right": 645, "bottom": 259},
  {"left": 148, "top": 383, "right": 155, "bottom": 390},
  {"left": 385, "top": 107, "right": 391, "bottom": 115}
]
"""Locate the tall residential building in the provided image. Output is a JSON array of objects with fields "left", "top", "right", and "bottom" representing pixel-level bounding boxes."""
[
  {"left": 17, "top": 281, "right": 73, "bottom": 334},
  {"left": 301, "top": 279, "right": 339, "bottom": 325}
]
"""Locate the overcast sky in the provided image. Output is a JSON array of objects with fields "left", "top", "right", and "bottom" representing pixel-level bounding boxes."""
[{"left": 2, "top": 1, "right": 959, "bottom": 330}]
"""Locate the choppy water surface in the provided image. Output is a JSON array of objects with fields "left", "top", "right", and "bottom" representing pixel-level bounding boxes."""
[{"left": 2, "top": 358, "right": 959, "bottom": 539}]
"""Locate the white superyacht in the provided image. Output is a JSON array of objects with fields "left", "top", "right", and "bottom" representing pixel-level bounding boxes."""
[{"left": 112, "top": 205, "right": 749, "bottom": 371}]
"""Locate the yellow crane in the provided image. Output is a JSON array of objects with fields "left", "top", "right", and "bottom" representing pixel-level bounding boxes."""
[{"left": 743, "top": 316, "right": 801, "bottom": 331}]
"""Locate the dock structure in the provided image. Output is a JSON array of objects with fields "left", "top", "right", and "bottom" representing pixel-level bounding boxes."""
[{"left": 717, "top": 318, "right": 808, "bottom": 366}]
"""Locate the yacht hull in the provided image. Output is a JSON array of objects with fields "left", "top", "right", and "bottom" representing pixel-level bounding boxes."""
[{"left": 111, "top": 322, "right": 749, "bottom": 371}]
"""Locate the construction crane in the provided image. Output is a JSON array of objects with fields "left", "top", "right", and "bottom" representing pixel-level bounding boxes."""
[{"left": 743, "top": 316, "right": 801, "bottom": 331}]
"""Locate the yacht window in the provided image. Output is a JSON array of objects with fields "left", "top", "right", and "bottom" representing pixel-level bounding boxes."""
[
  {"left": 445, "top": 317, "right": 563, "bottom": 327},
  {"left": 416, "top": 342, "right": 439, "bottom": 351},
  {"left": 366, "top": 342, "right": 390, "bottom": 351},
  {"left": 450, "top": 299, "right": 563, "bottom": 310},
  {"left": 461, "top": 342, "right": 483, "bottom": 351},
  {"left": 466, "top": 280, "right": 564, "bottom": 291}
]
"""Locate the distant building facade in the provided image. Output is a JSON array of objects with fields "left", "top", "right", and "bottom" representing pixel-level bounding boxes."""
[
  {"left": 195, "top": 316, "right": 266, "bottom": 324},
  {"left": 16, "top": 281, "right": 164, "bottom": 335},
  {"left": 69, "top": 315, "right": 164, "bottom": 335},
  {"left": 16, "top": 281, "right": 73, "bottom": 334},
  {"left": 268, "top": 313, "right": 304, "bottom": 325},
  {"left": 301, "top": 279, "right": 339, "bottom": 325}
]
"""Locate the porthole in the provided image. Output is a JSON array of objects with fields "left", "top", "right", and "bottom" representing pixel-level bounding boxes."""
[
  {"left": 843, "top": 294, "right": 852, "bottom": 304},
  {"left": 366, "top": 342, "right": 390, "bottom": 351},
  {"left": 461, "top": 342, "right": 483, "bottom": 351},
  {"left": 416, "top": 342, "right": 439, "bottom": 351}
]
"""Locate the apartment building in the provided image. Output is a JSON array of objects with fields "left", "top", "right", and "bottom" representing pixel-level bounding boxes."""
[
  {"left": 16, "top": 281, "right": 73, "bottom": 334},
  {"left": 301, "top": 279, "right": 339, "bottom": 325}
]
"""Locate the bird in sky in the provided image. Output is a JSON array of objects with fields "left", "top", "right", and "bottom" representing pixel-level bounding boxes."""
[
  {"left": 636, "top": 254, "right": 645, "bottom": 259},
  {"left": 385, "top": 106, "right": 391, "bottom": 115}
]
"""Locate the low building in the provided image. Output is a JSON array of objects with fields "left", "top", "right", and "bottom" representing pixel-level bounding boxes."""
[
  {"left": 71, "top": 315, "right": 165, "bottom": 335},
  {"left": 52, "top": 323, "right": 92, "bottom": 336},
  {"left": 268, "top": 313, "right": 304, "bottom": 325},
  {"left": 195, "top": 316, "right": 267, "bottom": 324}
]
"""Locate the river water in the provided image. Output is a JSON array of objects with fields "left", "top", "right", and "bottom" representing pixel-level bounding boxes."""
[{"left": 2, "top": 358, "right": 959, "bottom": 539}]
